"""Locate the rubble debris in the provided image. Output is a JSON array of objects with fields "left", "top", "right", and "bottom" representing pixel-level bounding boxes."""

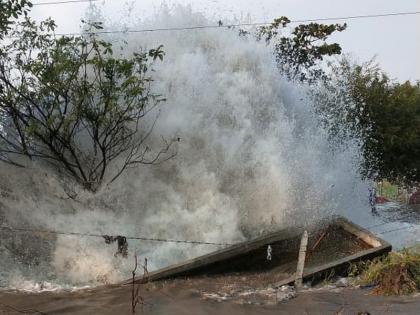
[
  {"left": 103, "top": 235, "right": 128, "bottom": 258},
  {"left": 201, "top": 285, "right": 296, "bottom": 305}
]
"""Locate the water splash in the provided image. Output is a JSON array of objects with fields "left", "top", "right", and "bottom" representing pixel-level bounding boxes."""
[{"left": 0, "top": 4, "right": 370, "bottom": 289}]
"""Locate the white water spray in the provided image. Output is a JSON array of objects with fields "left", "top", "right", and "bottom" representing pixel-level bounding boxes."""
[{"left": 0, "top": 5, "right": 370, "bottom": 290}]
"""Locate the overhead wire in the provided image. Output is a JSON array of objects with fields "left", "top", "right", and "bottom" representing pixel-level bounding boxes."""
[
  {"left": 0, "top": 225, "right": 234, "bottom": 246},
  {"left": 376, "top": 224, "right": 418, "bottom": 235},
  {"left": 58, "top": 11, "right": 420, "bottom": 36},
  {"left": 364, "top": 211, "right": 420, "bottom": 230},
  {"left": 32, "top": 0, "right": 99, "bottom": 6},
  {"left": 21, "top": 9, "right": 420, "bottom": 36},
  {"left": 1, "top": 212, "right": 419, "bottom": 249}
]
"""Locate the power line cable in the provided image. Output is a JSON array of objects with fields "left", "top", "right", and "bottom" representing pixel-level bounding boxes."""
[
  {"left": 32, "top": 0, "right": 99, "bottom": 6},
  {"left": 50, "top": 11, "right": 420, "bottom": 37},
  {"left": 365, "top": 221, "right": 391, "bottom": 230},
  {"left": 291, "top": 11, "right": 420, "bottom": 23},
  {"left": 2, "top": 219, "right": 418, "bottom": 246},
  {"left": 364, "top": 211, "right": 420, "bottom": 230},
  {"left": 1, "top": 211, "right": 419, "bottom": 248},
  {"left": 365, "top": 220, "right": 406, "bottom": 231},
  {"left": 0, "top": 225, "right": 233, "bottom": 246},
  {"left": 377, "top": 224, "right": 419, "bottom": 235}
]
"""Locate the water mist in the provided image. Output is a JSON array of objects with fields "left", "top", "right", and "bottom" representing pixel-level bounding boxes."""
[{"left": 0, "top": 5, "right": 371, "bottom": 290}]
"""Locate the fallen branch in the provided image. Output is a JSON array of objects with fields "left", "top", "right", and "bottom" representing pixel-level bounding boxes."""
[
  {"left": 311, "top": 229, "right": 328, "bottom": 253},
  {"left": 306, "top": 228, "right": 329, "bottom": 260},
  {"left": 131, "top": 254, "right": 144, "bottom": 314}
]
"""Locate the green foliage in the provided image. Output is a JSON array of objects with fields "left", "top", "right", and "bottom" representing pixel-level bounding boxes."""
[
  {"left": 356, "top": 250, "right": 420, "bottom": 295},
  {"left": 316, "top": 58, "right": 420, "bottom": 185},
  {"left": 0, "top": 0, "right": 32, "bottom": 39},
  {"left": 254, "top": 17, "right": 418, "bottom": 184},
  {"left": 257, "top": 17, "right": 346, "bottom": 83},
  {"left": 0, "top": 18, "right": 176, "bottom": 191}
]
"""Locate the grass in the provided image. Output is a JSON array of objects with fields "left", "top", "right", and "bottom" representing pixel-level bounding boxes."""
[{"left": 350, "top": 249, "right": 420, "bottom": 295}]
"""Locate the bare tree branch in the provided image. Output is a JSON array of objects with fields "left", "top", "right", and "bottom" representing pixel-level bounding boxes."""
[{"left": 0, "top": 18, "right": 172, "bottom": 191}]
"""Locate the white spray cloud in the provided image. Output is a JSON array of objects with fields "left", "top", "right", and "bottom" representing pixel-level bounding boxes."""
[{"left": 0, "top": 4, "right": 370, "bottom": 289}]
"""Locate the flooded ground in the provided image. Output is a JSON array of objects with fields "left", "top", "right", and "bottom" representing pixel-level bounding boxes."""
[
  {"left": 1, "top": 201, "right": 419, "bottom": 314},
  {"left": 354, "top": 202, "right": 420, "bottom": 249},
  {"left": 1, "top": 278, "right": 420, "bottom": 315}
]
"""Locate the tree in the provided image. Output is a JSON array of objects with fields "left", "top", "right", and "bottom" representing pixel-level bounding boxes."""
[
  {"left": 0, "top": 18, "right": 177, "bottom": 191},
  {"left": 257, "top": 17, "right": 347, "bottom": 83},
  {"left": 0, "top": 0, "right": 32, "bottom": 39},
  {"left": 316, "top": 58, "right": 420, "bottom": 185},
  {"left": 378, "top": 81, "right": 420, "bottom": 184}
]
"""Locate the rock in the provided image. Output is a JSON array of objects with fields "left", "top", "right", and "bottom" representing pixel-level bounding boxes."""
[{"left": 335, "top": 277, "right": 349, "bottom": 287}]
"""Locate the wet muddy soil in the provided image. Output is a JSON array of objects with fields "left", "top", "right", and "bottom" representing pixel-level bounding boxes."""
[{"left": 1, "top": 278, "right": 420, "bottom": 315}]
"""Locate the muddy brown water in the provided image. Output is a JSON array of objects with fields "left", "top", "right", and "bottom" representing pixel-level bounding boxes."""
[
  {"left": 2, "top": 204, "right": 420, "bottom": 314},
  {"left": 1, "top": 281, "right": 420, "bottom": 315},
  {"left": 1, "top": 224, "right": 415, "bottom": 315}
]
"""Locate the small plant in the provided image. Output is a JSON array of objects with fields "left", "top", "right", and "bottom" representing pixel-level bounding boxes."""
[
  {"left": 356, "top": 250, "right": 420, "bottom": 295},
  {"left": 131, "top": 255, "right": 149, "bottom": 314},
  {"left": 320, "top": 268, "right": 336, "bottom": 286},
  {"left": 132, "top": 254, "right": 143, "bottom": 314}
]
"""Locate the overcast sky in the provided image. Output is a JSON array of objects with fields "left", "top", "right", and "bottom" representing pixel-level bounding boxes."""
[{"left": 31, "top": 0, "right": 419, "bottom": 82}]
